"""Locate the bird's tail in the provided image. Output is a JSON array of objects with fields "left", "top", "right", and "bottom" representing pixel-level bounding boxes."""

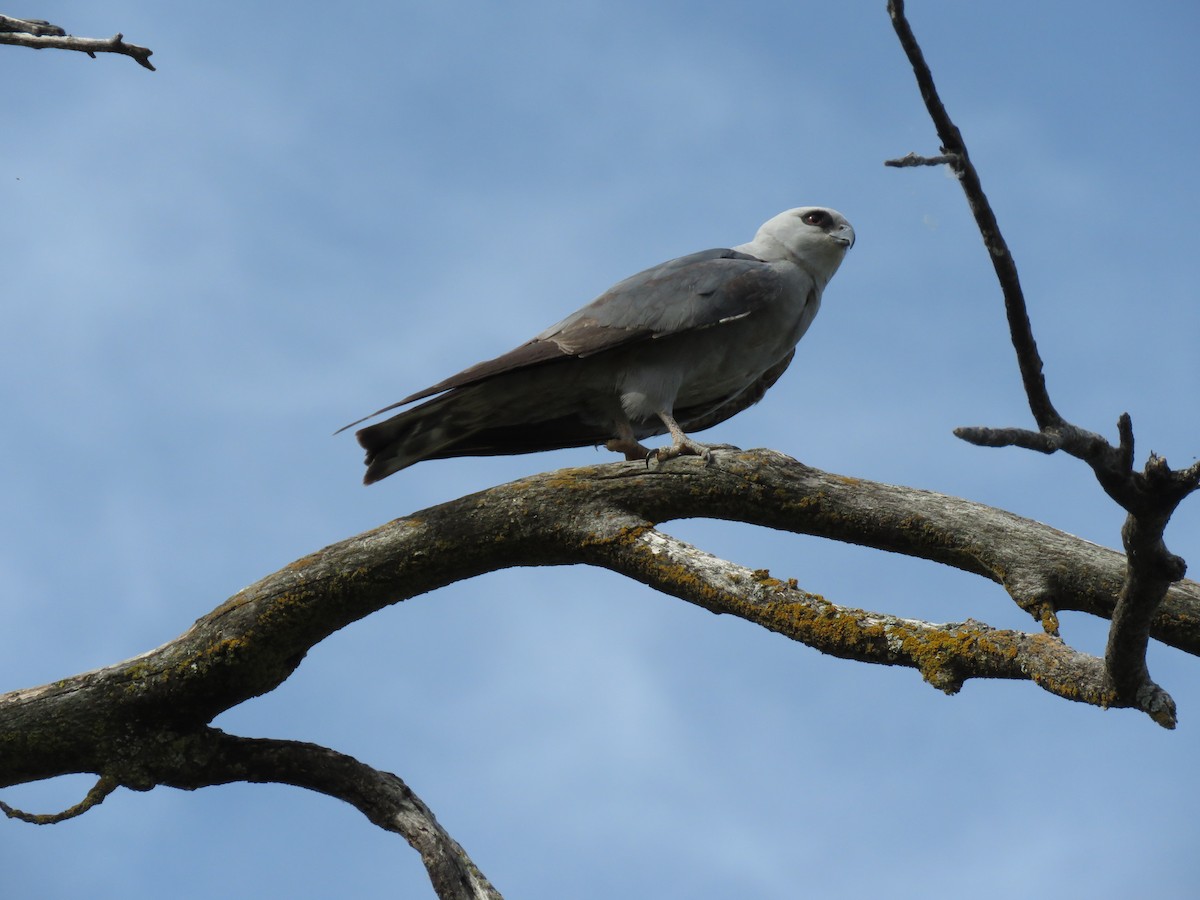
[
  {"left": 351, "top": 370, "right": 615, "bottom": 483},
  {"left": 356, "top": 394, "right": 473, "bottom": 484}
]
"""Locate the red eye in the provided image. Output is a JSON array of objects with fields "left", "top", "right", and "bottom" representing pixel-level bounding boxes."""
[{"left": 802, "top": 211, "right": 830, "bottom": 227}]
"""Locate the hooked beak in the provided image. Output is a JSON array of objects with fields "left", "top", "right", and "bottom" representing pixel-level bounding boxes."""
[{"left": 831, "top": 223, "right": 855, "bottom": 249}]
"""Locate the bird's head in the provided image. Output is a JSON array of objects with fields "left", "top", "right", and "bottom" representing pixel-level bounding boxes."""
[{"left": 743, "top": 207, "right": 855, "bottom": 285}]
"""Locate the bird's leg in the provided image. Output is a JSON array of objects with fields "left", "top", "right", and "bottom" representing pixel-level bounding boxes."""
[
  {"left": 650, "top": 411, "right": 718, "bottom": 464},
  {"left": 605, "top": 418, "right": 653, "bottom": 462}
]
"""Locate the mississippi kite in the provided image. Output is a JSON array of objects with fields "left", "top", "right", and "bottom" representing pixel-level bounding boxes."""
[{"left": 342, "top": 207, "right": 854, "bottom": 483}]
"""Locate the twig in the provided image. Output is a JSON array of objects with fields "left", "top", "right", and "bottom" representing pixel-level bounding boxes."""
[
  {"left": 0, "top": 20, "right": 154, "bottom": 70},
  {"left": 886, "top": 0, "right": 1200, "bottom": 710},
  {"left": 0, "top": 775, "right": 118, "bottom": 824},
  {"left": 884, "top": 152, "right": 960, "bottom": 168}
]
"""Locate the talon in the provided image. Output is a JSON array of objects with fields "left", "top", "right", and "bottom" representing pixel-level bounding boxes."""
[{"left": 606, "top": 426, "right": 654, "bottom": 463}]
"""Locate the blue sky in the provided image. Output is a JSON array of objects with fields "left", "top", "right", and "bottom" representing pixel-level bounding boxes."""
[{"left": 2, "top": 2, "right": 1198, "bottom": 897}]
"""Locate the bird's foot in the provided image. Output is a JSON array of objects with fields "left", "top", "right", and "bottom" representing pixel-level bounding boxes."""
[
  {"left": 606, "top": 436, "right": 654, "bottom": 462},
  {"left": 648, "top": 438, "right": 739, "bottom": 466}
]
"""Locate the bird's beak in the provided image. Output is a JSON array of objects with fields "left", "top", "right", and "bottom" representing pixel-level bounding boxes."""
[{"left": 831, "top": 224, "right": 855, "bottom": 249}]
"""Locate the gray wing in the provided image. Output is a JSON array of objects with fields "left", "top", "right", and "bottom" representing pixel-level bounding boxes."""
[
  {"left": 534, "top": 247, "right": 775, "bottom": 344},
  {"left": 340, "top": 248, "right": 782, "bottom": 433}
]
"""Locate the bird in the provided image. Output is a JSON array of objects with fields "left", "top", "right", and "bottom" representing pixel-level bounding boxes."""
[{"left": 341, "top": 207, "right": 854, "bottom": 484}]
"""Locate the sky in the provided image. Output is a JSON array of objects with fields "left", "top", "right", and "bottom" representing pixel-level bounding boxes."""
[{"left": 1, "top": 2, "right": 1198, "bottom": 897}]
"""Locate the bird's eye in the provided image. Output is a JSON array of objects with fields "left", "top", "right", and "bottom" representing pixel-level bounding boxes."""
[{"left": 802, "top": 211, "right": 830, "bottom": 227}]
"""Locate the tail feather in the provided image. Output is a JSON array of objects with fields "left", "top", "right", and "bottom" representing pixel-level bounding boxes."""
[
  {"left": 357, "top": 396, "right": 470, "bottom": 484},
  {"left": 351, "top": 367, "right": 627, "bottom": 483},
  {"left": 354, "top": 386, "right": 624, "bottom": 483}
]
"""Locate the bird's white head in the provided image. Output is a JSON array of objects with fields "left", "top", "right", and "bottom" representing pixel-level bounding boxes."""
[{"left": 737, "top": 207, "right": 855, "bottom": 287}]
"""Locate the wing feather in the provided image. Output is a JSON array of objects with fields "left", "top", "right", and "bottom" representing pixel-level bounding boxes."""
[{"left": 339, "top": 248, "right": 785, "bottom": 434}]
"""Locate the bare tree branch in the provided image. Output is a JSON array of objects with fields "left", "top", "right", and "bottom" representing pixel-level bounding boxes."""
[
  {"left": 4, "top": 451, "right": 1194, "bottom": 891},
  {"left": 0, "top": 15, "right": 63, "bottom": 35},
  {"left": 886, "top": 0, "right": 1055, "bottom": 429},
  {"left": 885, "top": 0, "right": 1198, "bottom": 720},
  {"left": 1, "top": 728, "right": 500, "bottom": 900},
  {"left": 160, "top": 731, "right": 503, "bottom": 900},
  {"left": 580, "top": 524, "right": 1174, "bottom": 723},
  {"left": 0, "top": 15, "right": 154, "bottom": 69},
  {"left": 3, "top": 453, "right": 1195, "bottom": 802},
  {"left": 6, "top": 455, "right": 1192, "bottom": 888}
]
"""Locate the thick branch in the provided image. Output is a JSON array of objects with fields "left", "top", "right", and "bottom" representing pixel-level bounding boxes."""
[
  {"left": 0, "top": 18, "right": 154, "bottom": 70},
  {"left": 2, "top": 452, "right": 1196, "bottom": 793},
  {"left": 1, "top": 451, "right": 1194, "bottom": 894}
]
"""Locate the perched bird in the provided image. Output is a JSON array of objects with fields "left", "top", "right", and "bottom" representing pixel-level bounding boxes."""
[{"left": 342, "top": 207, "right": 854, "bottom": 484}]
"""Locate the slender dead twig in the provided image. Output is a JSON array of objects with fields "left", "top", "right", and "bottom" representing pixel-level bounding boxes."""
[
  {"left": 886, "top": 0, "right": 1055, "bottom": 427},
  {"left": 883, "top": 151, "right": 960, "bottom": 168},
  {"left": 0, "top": 776, "right": 119, "bottom": 824}
]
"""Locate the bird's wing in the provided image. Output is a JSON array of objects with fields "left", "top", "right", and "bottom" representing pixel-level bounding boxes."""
[
  {"left": 413, "top": 248, "right": 782, "bottom": 399},
  {"left": 339, "top": 248, "right": 783, "bottom": 431}
]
